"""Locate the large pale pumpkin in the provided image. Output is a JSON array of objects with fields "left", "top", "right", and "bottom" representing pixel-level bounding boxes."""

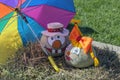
[{"left": 65, "top": 44, "right": 96, "bottom": 68}]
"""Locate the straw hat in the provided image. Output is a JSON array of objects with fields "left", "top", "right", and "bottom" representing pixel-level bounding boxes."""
[{"left": 41, "top": 22, "right": 69, "bottom": 36}]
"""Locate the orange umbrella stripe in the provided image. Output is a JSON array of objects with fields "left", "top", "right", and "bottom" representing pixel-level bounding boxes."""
[{"left": 0, "top": 3, "right": 14, "bottom": 18}]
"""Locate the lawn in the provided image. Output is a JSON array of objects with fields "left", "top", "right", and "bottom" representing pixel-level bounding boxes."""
[
  {"left": 0, "top": 0, "right": 120, "bottom": 80},
  {"left": 0, "top": 43, "right": 120, "bottom": 80},
  {"left": 74, "top": 0, "right": 120, "bottom": 46}
]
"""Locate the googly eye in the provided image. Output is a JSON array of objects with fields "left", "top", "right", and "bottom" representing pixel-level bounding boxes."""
[
  {"left": 70, "top": 47, "right": 80, "bottom": 55},
  {"left": 48, "top": 36, "right": 55, "bottom": 46},
  {"left": 57, "top": 35, "right": 60, "bottom": 38},
  {"left": 55, "top": 35, "right": 65, "bottom": 44},
  {"left": 51, "top": 37, "right": 54, "bottom": 40}
]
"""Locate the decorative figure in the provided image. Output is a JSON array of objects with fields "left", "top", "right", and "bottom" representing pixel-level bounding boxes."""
[
  {"left": 40, "top": 22, "right": 69, "bottom": 57},
  {"left": 65, "top": 21, "right": 99, "bottom": 68}
]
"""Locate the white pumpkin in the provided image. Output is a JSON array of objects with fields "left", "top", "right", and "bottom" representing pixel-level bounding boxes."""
[
  {"left": 40, "top": 34, "right": 69, "bottom": 57},
  {"left": 40, "top": 22, "right": 69, "bottom": 57},
  {"left": 65, "top": 44, "right": 96, "bottom": 68}
]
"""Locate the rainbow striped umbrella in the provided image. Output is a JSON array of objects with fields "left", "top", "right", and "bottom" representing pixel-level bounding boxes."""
[{"left": 0, "top": 0, "right": 76, "bottom": 64}]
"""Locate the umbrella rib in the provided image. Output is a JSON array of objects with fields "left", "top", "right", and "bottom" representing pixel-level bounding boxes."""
[
  {"left": 17, "top": 15, "right": 27, "bottom": 43},
  {"left": 19, "top": 0, "right": 25, "bottom": 9},
  {"left": 18, "top": 14, "right": 39, "bottom": 40},
  {"left": 26, "top": 23, "right": 48, "bottom": 55},
  {"left": 19, "top": 15, "right": 25, "bottom": 33},
  {"left": 22, "top": 0, "right": 32, "bottom": 10},
  {"left": 1, "top": 15, "right": 18, "bottom": 32},
  {"left": 0, "top": 15, "right": 18, "bottom": 22},
  {"left": 20, "top": 0, "right": 23, "bottom": 8},
  {"left": 21, "top": 17, "right": 47, "bottom": 54},
  {"left": 21, "top": 5, "right": 40, "bottom": 13},
  {"left": 26, "top": 23, "right": 41, "bottom": 44}
]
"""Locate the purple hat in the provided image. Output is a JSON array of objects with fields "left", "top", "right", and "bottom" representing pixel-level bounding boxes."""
[{"left": 41, "top": 22, "right": 69, "bottom": 36}]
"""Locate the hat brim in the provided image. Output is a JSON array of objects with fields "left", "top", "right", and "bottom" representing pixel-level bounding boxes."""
[{"left": 41, "top": 28, "right": 69, "bottom": 36}]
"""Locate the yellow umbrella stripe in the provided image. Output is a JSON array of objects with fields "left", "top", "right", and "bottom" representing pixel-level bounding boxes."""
[{"left": 0, "top": 12, "right": 23, "bottom": 64}]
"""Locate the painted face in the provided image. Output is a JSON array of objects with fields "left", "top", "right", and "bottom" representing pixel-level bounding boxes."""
[
  {"left": 65, "top": 47, "right": 81, "bottom": 64},
  {"left": 65, "top": 44, "right": 94, "bottom": 68},
  {"left": 47, "top": 35, "right": 65, "bottom": 49}
]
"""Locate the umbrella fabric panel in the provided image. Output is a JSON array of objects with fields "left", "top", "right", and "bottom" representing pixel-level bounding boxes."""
[
  {"left": 0, "top": 12, "right": 14, "bottom": 33},
  {"left": 0, "top": 0, "right": 18, "bottom": 8},
  {"left": 0, "top": 3, "right": 14, "bottom": 18},
  {"left": 17, "top": 0, "right": 26, "bottom": 7},
  {"left": 21, "top": 0, "right": 75, "bottom": 12},
  {"left": 18, "top": 15, "right": 45, "bottom": 45},
  {"left": 22, "top": 5, "right": 75, "bottom": 29},
  {"left": 0, "top": 13, "right": 23, "bottom": 64}
]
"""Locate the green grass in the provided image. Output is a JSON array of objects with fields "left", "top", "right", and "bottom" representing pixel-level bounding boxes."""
[
  {"left": 73, "top": 0, "right": 120, "bottom": 46},
  {"left": 0, "top": 44, "right": 120, "bottom": 80},
  {"left": 1, "top": 1, "right": 120, "bottom": 80}
]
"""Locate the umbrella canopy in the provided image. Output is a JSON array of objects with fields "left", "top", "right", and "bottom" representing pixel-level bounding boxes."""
[{"left": 0, "top": 0, "right": 76, "bottom": 64}]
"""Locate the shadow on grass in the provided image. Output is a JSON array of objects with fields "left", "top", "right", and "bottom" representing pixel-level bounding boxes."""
[
  {"left": 67, "top": 24, "right": 98, "bottom": 35},
  {"left": 94, "top": 47, "right": 120, "bottom": 79}
]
